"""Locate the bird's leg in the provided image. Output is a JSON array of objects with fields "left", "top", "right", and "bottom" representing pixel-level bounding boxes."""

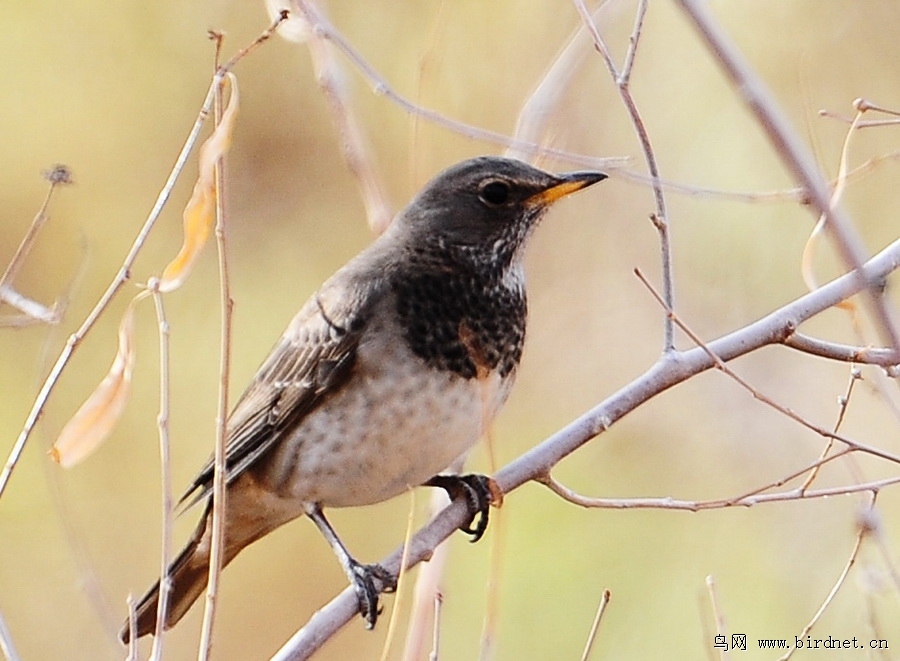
[
  {"left": 423, "top": 474, "right": 499, "bottom": 542},
  {"left": 304, "top": 503, "right": 396, "bottom": 629}
]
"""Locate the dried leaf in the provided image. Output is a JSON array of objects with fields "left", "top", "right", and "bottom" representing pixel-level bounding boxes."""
[
  {"left": 159, "top": 73, "right": 240, "bottom": 293},
  {"left": 801, "top": 108, "right": 862, "bottom": 313},
  {"left": 51, "top": 298, "right": 139, "bottom": 467}
]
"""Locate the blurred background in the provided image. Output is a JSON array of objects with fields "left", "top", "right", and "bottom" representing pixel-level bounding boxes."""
[{"left": 3, "top": 1, "right": 900, "bottom": 659}]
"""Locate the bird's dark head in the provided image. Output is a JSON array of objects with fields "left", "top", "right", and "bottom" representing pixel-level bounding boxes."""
[{"left": 393, "top": 156, "right": 606, "bottom": 271}]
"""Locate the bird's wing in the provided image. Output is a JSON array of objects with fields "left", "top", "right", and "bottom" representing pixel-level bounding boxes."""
[{"left": 179, "top": 277, "right": 380, "bottom": 509}]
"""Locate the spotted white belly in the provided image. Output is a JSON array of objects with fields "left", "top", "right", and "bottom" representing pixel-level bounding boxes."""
[{"left": 259, "top": 316, "right": 513, "bottom": 508}]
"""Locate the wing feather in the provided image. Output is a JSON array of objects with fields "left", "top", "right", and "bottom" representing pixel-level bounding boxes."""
[{"left": 179, "top": 277, "right": 380, "bottom": 508}]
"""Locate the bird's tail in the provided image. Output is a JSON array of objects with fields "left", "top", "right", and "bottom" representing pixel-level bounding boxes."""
[{"left": 121, "top": 502, "right": 226, "bottom": 642}]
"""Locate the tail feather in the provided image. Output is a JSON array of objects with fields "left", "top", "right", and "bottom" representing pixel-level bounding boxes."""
[
  {"left": 121, "top": 503, "right": 216, "bottom": 642},
  {"left": 121, "top": 476, "right": 300, "bottom": 642}
]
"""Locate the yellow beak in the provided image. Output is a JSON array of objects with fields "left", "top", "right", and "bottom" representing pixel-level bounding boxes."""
[{"left": 526, "top": 170, "right": 607, "bottom": 207}]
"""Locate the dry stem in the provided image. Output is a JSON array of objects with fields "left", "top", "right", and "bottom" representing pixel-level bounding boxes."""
[{"left": 149, "top": 282, "right": 174, "bottom": 659}]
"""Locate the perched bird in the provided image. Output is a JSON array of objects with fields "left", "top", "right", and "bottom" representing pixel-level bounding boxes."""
[{"left": 122, "top": 156, "right": 605, "bottom": 641}]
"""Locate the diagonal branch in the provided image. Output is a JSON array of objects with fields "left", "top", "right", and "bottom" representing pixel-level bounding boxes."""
[
  {"left": 289, "top": 0, "right": 625, "bottom": 171},
  {"left": 0, "top": 77, "right": 221, "bottom": 501}
]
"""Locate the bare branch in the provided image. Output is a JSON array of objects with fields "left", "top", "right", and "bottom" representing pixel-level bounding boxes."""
[
  {"left": 0, "top": 166, "right": 73, "bottom": 327},
  {"left": 537, "top": 472, "right": 900, "bottom": 511},
  {"left": 198, "top": 48, "right": 234, "bottom": 661},
  {"left": 218, "top": 10, "right": 288, "bottom": 73},
  {"left": 573, "top": 0, "right": 675, "bottom": 351},
  {"left": 0, "top": 77, "right": 221, "bottom": 501},
  {"left": 0, "top": 166, "right": 71, "bottom": 291},
  {"left": 675, "top": 0, "right": 900, "bottom": 354},
  {"left": 0, "top": 287, "right": 59, "bottom": 326},
  {"left": 777, "top": 495, "right": 874, "bottom": 661},
  {"left": 289, "top": 0, "right": 624, "bottom": 171},
  {"left": 148, "top": 282, "right": 174, "bottom": 660},
  {"left": 799, "top": 367, "right": 863, "bottom": 492},
  {"left": 784, "top": 333, "right": 900, "bottom": 367},
  {"left": 579, "top": 588, "right": 611, "bottom": 661},
  {"left": 635, "top": 268, "right": 900, "bottom": 466},
  {"left": 705, "top": 576, "right": 728, "bottom": 661}
]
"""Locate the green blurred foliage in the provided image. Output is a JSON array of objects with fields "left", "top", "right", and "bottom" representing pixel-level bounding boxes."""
[{"left": 2, "top": 0, "right": 900, "bottom": 659}]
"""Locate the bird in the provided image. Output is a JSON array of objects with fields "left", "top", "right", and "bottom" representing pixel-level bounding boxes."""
[{"left": 121, "top": 155, "right": 606, "bottom": 641}]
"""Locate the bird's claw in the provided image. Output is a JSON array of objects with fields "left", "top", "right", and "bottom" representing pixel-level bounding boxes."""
[
  {"left": 348, "top": 560, "right": 396, "bottom": 629},
  {"left": 425, "top": 473, "right": 501, "bottom": 543}
]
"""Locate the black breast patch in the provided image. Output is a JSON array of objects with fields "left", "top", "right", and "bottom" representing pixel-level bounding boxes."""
[{"left": 393, "top": 270, "right": 526, "bottom": 379}]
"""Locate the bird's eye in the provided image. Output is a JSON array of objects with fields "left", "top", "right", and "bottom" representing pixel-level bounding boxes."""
[{"left": 479, "top": 180, "right": 511, "bottom": 206}]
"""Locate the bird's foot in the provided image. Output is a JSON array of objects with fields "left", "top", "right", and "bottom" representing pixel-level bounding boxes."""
[
  {"left": 348, "top": 560, "right": 396, "bottom": 629},
  {"left": 424, "top": 473, "right": 502, "bottom": 542}
]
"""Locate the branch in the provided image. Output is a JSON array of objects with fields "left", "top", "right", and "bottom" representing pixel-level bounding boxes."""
[
  {"left": 271, "top": 233, "right": 900, "bottom": 660},
  {"left": 0, "top": 77, "right": 221, "bottom": 501},
  {"left": 289, "top": 0, "right": 624, "bottom": 171},
  {"left": 537, "top": 472, "right": 900, "bottom": 511},
  {"left": 0, "top": 165, "right": 72, "bottom": 291},
  {"left": 0, "top": 165, "right": 73, "bottom": 328},
  {"left": 148, "top": 283, "right": 174, "bottom": 660},
  {"left": 573, "top": 0, "right": 675, "bottom": 351},
  {"left": 777, "top": 495, "right": 874, "bottom": 661},
  {"left": 674, "top": 0, "right": 900, "bottom": 355},
  {"left": 633, "top": 268, "right": 900, "bottom": 466},
  {"left": 783, "top": 332, "right": 900, "bottom": 368}
]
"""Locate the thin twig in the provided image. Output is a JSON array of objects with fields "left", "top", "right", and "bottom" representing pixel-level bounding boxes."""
[
  {"left": 0, "top": 78, "right": 220, "bottom": 502},
  {"left": 537, "top": 472, "right": 900, "bottom": 511},
  {"left": 198, "top": 39, "right": 233, "bottom": 661},
  {"left": 0, "top": 166, "right": 72, "bottom": 291},
  {"left": 819, "top": 114, "right": 900, "bottom": 129},
  {"left": 777, "top": 495, "right": 875, "bottom": 661},
  {"left": 431, "top": 591, "right": 443, "bottom": 661},
  {"left": 820, "top": 98, "right": 900, "bottom": 125},
  {"left": 401, "top": 455, "right": 464, "bottom": 661},
  {"left": 579, "top": 589, "right": 611, "bottom": 661},
  {"left": 620, "top": 149, "right": 900, "bottom": 204},
  {"left": 706, "top": 576, "right": 728, "bottom": 661},
  {"left": 148, "top": 281, "right": 174, "bottom": 660},
  {"left": 634, "top": 267, "right": 900, "bottom": 467},
  {"left": 801, "top": 107, "right": 863, "bottom": 298},
  {"left": 784, "top": 333, "right": 900, "bottom": 367},
  {"left": 125, "top": 596, "right": 138, "bottom": 661},
  {"left": 289, "top": 0, "right": 624, "bottom": 169},
  {"left": 620, "top": 0, "right": 646, "bottom": 82},
  {"left": 717, "top": 448, "right": 852, "bottom": 505},
  {"left": 573, "top": 0, "right": 675, "bottom": 351},
  {"left": 0, "top": 166, "right": 72, "bottom": 325},
  {"left": 378, "top": 490, "right": 416, "bottom": 661},
  {"left": 219, "top": 10, "right": 289, "bottom": 74},
  {"left": 400, "top": 487, "right": 452, "bottom": 661},
  {"left": 0, "top": 287, "right": 58, "bottom": 325},
  {"left": 675, "top": 0, "right": 900, "bottom": 355},
  {"left": 799, "top": 368, "right": 862, "bottom": 492}
]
